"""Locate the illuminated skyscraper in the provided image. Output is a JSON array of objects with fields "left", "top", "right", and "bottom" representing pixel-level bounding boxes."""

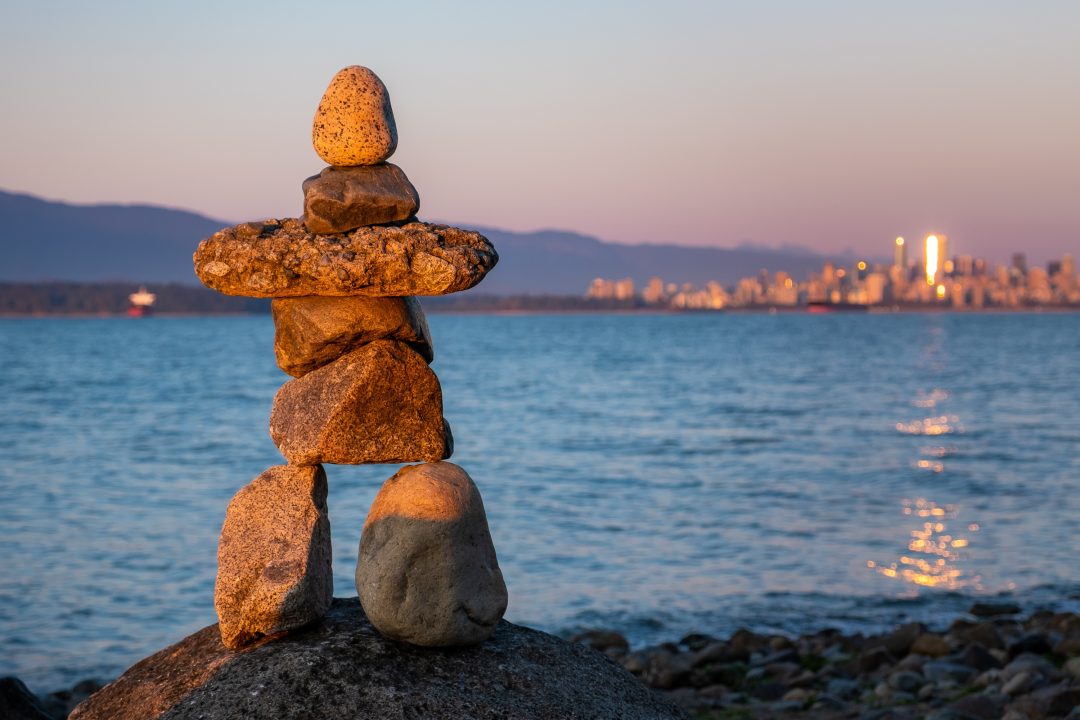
[
  {"left": 924, "top": 233, "right": 949, "bottom": 285},
  {"left": 894, "top": 237, "right": 907, "bottom": 269}
]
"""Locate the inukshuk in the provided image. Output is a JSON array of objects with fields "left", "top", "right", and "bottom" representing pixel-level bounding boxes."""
[{"left": 193, "top": 66, "right": 507, "bottom": 650}]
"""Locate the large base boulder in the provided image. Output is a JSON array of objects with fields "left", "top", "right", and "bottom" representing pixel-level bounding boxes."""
[
  {"left": 214, "top": 464, "right": 333, "bottom": 649},
  {"left": 357, "top": 462, "right": 507, "bottom": 647},
  {"left": 70, "top": 598, "right": 686, "bottom": 720},
  {"left": 269, "top": 340, "right": 450, "bottom": 465}
]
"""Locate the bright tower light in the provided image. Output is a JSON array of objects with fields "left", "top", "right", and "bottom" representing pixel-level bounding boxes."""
[{"left": 925, "top": 235, "right": 939, "bottom": 285}]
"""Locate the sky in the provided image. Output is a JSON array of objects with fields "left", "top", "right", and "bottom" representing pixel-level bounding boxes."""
[{"left": 2, "top": 0, "right": 1078, "bottom": 264}]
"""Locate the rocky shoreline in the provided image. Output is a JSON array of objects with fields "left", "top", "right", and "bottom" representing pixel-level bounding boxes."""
[
  {"left": 568, "top": 602, "right": 1079, "bottom": 720},
  {"left": 6, "top": 603, "right": 1078, "bottom": 719}
]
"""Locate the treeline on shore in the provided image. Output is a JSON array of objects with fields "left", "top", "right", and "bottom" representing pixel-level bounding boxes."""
[
  {"left": 0, "top": 283, "right": 640, "bottom": 315},
  {"left": 0, "top": 283, "right": 269, "bottom": 315}
]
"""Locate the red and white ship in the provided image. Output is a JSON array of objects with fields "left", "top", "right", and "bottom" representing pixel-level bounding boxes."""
[{"left": 127, "top": 286, "right": 156, "bottom": 317}]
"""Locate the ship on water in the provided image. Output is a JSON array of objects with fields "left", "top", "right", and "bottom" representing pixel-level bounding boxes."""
[{"left": 127, "top": 286, "right": 156, "bottom": 317}]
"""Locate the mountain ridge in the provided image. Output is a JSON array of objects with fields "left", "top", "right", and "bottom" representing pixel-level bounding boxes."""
[{"left": 0, "top": 189, "right": 861, "bottom": 294}]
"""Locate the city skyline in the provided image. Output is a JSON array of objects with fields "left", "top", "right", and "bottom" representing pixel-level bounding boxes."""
[
  {"left": 2, "top": 2, "right": 1078, "bottom": 264},
  {"left": 588, "top": 232, "right": 1079, "bottom": 310}
]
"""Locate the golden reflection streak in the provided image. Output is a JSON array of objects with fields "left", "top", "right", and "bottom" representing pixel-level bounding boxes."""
[{"left": 868, "top": 498, "right": 982, "bottom": 591}]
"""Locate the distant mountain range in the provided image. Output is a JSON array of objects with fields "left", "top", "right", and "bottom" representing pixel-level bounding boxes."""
[{"left": 1, "top": 189, "right": 860, "bottom": 294}]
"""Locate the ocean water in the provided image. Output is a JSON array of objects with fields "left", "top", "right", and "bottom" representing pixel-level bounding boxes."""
[{"left": 2, "top": 312, "right": 1079, "bottom": 692}]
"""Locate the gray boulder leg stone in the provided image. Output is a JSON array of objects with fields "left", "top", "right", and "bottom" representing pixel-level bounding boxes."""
[
  {"left": 214, "top": 464, "right": 332, "bottom": 650},
  {"left": 356, "top": 462, "right": 507, "bottom": 647},
  {"left": 269, "top": 339, "right": 450, "bottom": 465},
  {"left": 272, "top": 295, "right": 433, "bottom": 377}
]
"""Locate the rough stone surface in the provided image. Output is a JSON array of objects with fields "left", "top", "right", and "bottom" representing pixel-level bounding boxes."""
[
  {"left": 193, "top": 218, "right": 497, "bottom": 298},
  {"left": 302, "top": 163, "right": 419, "bottom": 234},
  {"left": 214, "top": 465, "right": 332, "bottom": 650},
  {"left": 356, "top": 462, "right": 507, "bottom": 647},
  {"left": 269, "top": 340, "right": 450, "bottom": 465},
  {"left": 312, "top": 66, "right": 397, "bottom": 166},
  {"left": 272, "top": 295, "right": 433, "bottom": 377},
  {"left": 69, "top": 598, "right": 686, "bottom": 720}
]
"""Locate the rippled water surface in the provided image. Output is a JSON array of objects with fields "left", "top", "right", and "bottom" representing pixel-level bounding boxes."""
[{"left": 2, "top": 312, "right": 1079, "bottom": 691}]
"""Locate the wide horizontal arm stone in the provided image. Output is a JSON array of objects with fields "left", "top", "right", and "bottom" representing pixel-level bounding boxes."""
[
  {"left": 193, "top": 219, "right": 497, "bottom": 298},
  {"left": 273, "top": 295, "right": 433, "bottom": 377},
  {"left": 214, "top": 464, "right": 332, "bottom": 650},
  {"left": 302, "top": 164, "right": 419, "bottom": 234},
  {"left": 269, "top": 340, "right": 451, "bottom": 465}
]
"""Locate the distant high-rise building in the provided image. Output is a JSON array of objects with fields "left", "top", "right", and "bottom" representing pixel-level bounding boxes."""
[
  {"left": 924, "top": 234, "right": 949, "bottom": 285},
  {"left": 1012, "top": 253, "right": 1027, "bottom": 275},
  {"left": 894, "top": 237, "right": 907, "bottom": 269}
]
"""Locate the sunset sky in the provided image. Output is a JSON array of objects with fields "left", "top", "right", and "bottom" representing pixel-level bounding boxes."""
[{"left": 2, "top": 0, "right": 1078, "bottom": 263}]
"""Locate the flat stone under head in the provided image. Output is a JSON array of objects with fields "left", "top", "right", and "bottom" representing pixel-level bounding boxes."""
[
  {"left": 193, "top": 218, "right": 497, "bottom": 298},
  {"left": 312, "top": 65, "right": 397, "bottom": 166},
  {"left": 357, "top": 461, "right": 507, "bottom": 647},
  {"left": 269, "top": 339, "right": 451, "bottom": 465},
  {"left": 214, "top": 464, "right": 332, "bottom": 650},
  {"left": 302, "top": 163, "right": 419, "bottom": 235},
  {"left": 273, "top": 295, "right": 433, "bottom": 377}
]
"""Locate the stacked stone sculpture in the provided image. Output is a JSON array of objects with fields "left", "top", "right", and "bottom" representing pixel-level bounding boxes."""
[{"left": 194, "top": 66, "right": 507, "bottom": 650}]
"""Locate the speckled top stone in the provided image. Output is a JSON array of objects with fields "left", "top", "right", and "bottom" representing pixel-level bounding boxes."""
[{"left": 313, "top": 66, "right": 397, "bottom": 166}]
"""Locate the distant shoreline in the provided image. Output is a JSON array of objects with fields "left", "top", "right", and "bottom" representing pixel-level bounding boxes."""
[{"left": 2, "top": 306, "right": 1080, "bottom": 319}]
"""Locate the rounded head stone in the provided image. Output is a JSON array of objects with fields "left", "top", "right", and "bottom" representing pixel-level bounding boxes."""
[{"left": 313, "top": 66, "right": 397, "bottom": 166}]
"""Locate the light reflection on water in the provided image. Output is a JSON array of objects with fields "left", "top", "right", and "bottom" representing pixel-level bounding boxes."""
[{"left": 868, "top": 498, "right": 980, "bottom": 591}]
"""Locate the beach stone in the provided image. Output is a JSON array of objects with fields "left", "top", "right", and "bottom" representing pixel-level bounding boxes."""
[
  {"left": 912, "top": 633, "right": 952, "bottom": 657},
  {"left": 272, "top": 295, "right": 433, "bottom": 377},
  {"left": 1065, "top": 656, "right": 1080, "bottom": 679},
  {"left": 0, "top": 677, "right": 52, "bottom": 720},
  {"left": 269, "top": 340, "right": 449, "bottom": 465},
  {"left": 969, "top": 602, "right": 1021, "bottom": 618},
  {"left": 68, "top": 598, "right": 686, "bottom": 720},
  {"left": 302, "top": 164, "right": 419, "bottom": 234},
  {"left": 193, "top": 218, "right": 497, "bottom": 298},
  {"left": 1002, "top": 670, "right": 1034, "bottom": 696},
  {"left": 356, "top": 462, "right": 507, "bottom": 647},
  {"left": 312, "top": 66, "right": 397, "bottom": 166},
  {"left": 214, "top": 464, "right": 332, "bottom": 650},
  {"left": 923, "top": 661, "right": 977, "bottom": 685}
]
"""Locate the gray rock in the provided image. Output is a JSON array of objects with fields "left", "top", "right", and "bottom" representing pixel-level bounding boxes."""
[
  {"left": 888, "top": 670, "right": 924, "bottom": 692},
  {"left": 70, "top": 598, "right": 687, "bottom": 720},
  {"left": 950, "top": 690, "right": 1006, "bottom": 720},
  {"left": 302, "top": 164, "right": 419, "bottom": 234},
  {"left": 923, "top": 661, "right": 977, "bottom": 685},
  {"left": 1002, "top": 670, "right": 1034, "bottom": 696},
  {"left": 1065, "top": 656, "right": 1080, "bottom": 679},
  {"left": 911, "top": 632, "right": 952, "bottom": 657},
  {"left": 193, "top": 218, "right": 498, "bottom": 298},
  {"left": 312, "top": 66, "right": 397, "bottom": 166},
  {"left": 826, "top": 677, "right": 861, "bottom": 699},
  {"left": 269, "top": 340, "right": 450, "bottom": 465},
  {"left": 272, "top": 295, "right": 433, "bottom": 377},
  {"left": 0, "top": 677, "right": 53, "bottom": 720},
  {"left": 1002, "top": 653, "right": 1056, "bottom": 683},
  {"left": 356, "top": 462, "right": 507, "bottom": 647},
  {"left": 969, "top": 601, "right": 1021, "bottom": 617},
  {"left": 214, "top": 465, "right": 332, "bottom": 649}
]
